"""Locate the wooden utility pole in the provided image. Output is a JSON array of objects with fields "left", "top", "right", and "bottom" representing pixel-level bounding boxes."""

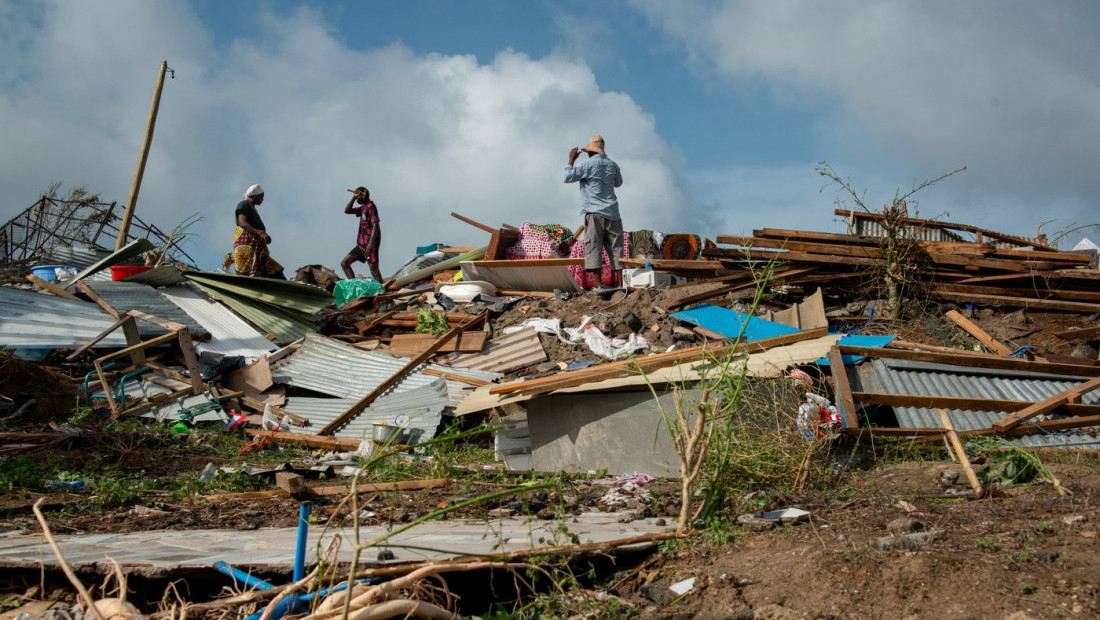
[{"left": 115, "top": 60, "right": 168, "bottom": 251}]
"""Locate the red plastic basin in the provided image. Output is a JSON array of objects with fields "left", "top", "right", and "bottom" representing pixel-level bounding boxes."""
[{"left": 109, "top": 265, "right": 154, "bottom": 280}]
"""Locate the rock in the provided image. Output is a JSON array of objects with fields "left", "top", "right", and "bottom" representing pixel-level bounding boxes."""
[
  {"left": 536, "top": 507, "right": 555, "bottom": 520},
  {"left": 940, "top": 469, "right": 960, "bottom": 486},
  {"left": 1063, "top": 515, "right": 1087, "bottom": 526},
  {"left": 874, "top": 529, "right": 947, "bottom": 551},
  {"left": 887, "top": 517, "right": 926, "bottom": 536},
  {"left": 1071, "top": 342, "right": 1098, "bottom": 360},
  {"left": 639, "top": 580, "right": 677, "bottom": 606},
  {"left": 1033, "top": 549, "right": 1061, "bottom": 562},
  {"left": 275, "top": 471, "right": 306, "bottom": 495},
  {"left": 617, "top": 511, "right": 638, "bottom": 523},
  {"left": 672, "top": 326, "right": 697, "bottom": 341},
  {"left": 895, "top": 500, "right": 917, "bottom": 513},
  {"left": 655, "top": 518, "right": 667, "bottom": 526}
]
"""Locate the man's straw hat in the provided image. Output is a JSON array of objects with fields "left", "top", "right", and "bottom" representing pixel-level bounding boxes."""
[{"left": 580, "top": 135, "right": 605, "bottom": 154}]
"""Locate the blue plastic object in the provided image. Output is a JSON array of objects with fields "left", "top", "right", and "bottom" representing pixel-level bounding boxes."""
[
  {"left": 215, "top": 562, "right": 273, "bottom": 590},
  {"left": 814, "top": 335, "right": 897, "bottom": 366},
  {"left": 672, "top": 304, "right": 800, "bottom": 342}
]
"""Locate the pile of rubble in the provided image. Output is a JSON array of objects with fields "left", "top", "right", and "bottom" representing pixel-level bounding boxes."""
[{"left": 2, "top": 207, "right": 1099, "bottom": 477}]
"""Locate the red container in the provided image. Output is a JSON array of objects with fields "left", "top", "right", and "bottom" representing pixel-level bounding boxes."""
[{"left": 109, "top": 265, "right": 154, "bottom": 280}]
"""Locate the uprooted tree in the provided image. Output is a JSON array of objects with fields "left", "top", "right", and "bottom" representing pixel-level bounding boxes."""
[{"left": 817, "top": 162, "right": 967, "bottom": 320}]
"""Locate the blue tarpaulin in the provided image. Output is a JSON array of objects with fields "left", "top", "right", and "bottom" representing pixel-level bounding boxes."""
[
  {"left": 672, "top": 304, "right": 801, "bottom": 342},
  {"left": 814, "top": 334, "right": 897, "bottom": 365}
]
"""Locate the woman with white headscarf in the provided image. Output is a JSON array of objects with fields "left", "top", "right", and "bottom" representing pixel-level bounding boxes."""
[{"left": 223, "top": 184, "right": 285, "bottom": 278}]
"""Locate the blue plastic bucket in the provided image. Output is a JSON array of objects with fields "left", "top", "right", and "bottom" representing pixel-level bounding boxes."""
[{"left": 30, "top": 265, "right": 68, "bottom": 281}]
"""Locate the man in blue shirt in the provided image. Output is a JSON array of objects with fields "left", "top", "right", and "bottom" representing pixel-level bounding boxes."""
[{"left": 564, "top": 135, "right": 624, "bottom": 291}]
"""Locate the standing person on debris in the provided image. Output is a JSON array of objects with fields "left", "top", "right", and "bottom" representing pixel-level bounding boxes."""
[
  {"left": 564, "top": 135, "right": 623, "bottom": 291},
  {"left": 339, "top": 186, "right": 383, "bottom": 282},
  {"left": 223, "top": 184, "right": 285, "bottom": 279}
]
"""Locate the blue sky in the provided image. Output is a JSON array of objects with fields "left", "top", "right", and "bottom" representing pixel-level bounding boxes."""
[{"left": 2, "top": 1, "right": 1098, "bottom": 276}]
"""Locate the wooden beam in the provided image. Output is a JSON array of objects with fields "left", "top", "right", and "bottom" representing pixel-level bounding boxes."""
[
  {"left": 1055, "top": 326, "right": 1100, "bottom": 343},
  {"left": 244, "top": 429, "right": 362, "bottom": 450},
  {"left": 991, "top": 376, "right": 1100, "bottom": 433},
  {"left": 26, "top": 274, "right": 81, "bottom": 300},
  {"left": 449, "top": 212, "right": 497, "bottom": 234},
  {"left": 936, "top": 283, "right": 1100, "bottom": 303},
  {"left": 944, "top": 310, "right": 1012, "bottom": 356},
  {"left": 318, "top": 314, "right": 486, "bottom": 435},
  {"left": 665, "top": 267, "right": 818, "bottom": 311},
  {"left": 829, "top": 346, "right": 860, "bottom": 430},
  {"left": 76, "top": 281, "right": 120, "bottom": 318},
  {"left": 934, "top": 291, "right": 1100, "bottom": 313},
  {"left": 936, "top": 408, "right": 984, "bottom": 497},
  {"left": 420, "top": 368, "right": 492, "bottom": 386},
  {"left": 835, "top": 208, "right": 1056, "bottom": 251}
]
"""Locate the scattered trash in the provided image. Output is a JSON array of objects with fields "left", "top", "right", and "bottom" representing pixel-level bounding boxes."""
[{"left": 737, "top": 507, "right": 811, "bottom": 531}]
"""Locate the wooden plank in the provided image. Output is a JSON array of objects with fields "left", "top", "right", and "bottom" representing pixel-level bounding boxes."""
[
  {"left": 935, "top": 283, "right": 1100, "bottom": 303},
  {"left": 76, "top": 281, "right": 120, "bottom": 318},
  {"left": 991, "top": 376, "right": 1100, "bottom": 433},
  {"left": 829, "top": 346, "right": 860, "bottom": 430},
  {"left": 936, "top": 408, "right": 984, "bottom": 497},
  {"left": 1054, "top": 268, "right": 1100, "bottom": 281},
  {"left": 125, "top": 309, "right": 189, "bottom": 333},
  {"left": 66, "top": 314, "right": 132, "bottom": 360},
  {"left": 935, "top": 291, "right": 1100, "bottom": 313},
  {"left": 886, "top": 339, "right": 1001, "bottom": 357},
  {"left": 838, "top": 344, "right": 1100, "bottom": 377},
  {"left": 752, "top": 228, "right": 881, "bottom": 246},
  {"left": 244, "top": 429, "right": 361, "bottom": 450},
  {"left": 716, "top": 234, "right": 885, "bottom": 258},
  {"left": 96, "top": 329, "right": 181, "bottom": 364},
  {"left": 318, "top": 315, "right": 485, "bottom": 435},
  {"left": 944, "top": 310, "right": 1013, "bottom": 356},
  {"left": 666, "top": 267, "right": 818, "bottom": 311},
  {"left": 390, "top": 331, "right": 488, "bottom": 353},
  {"left": 355, "top": 309, "right": 398, "bottom": 334},
  {"left": 496, "top": 289, "right": 557, "bottom": 298},
  {"left": 619, "top": 257, "right": 728, "bottom": 272},
  {"left": 26, "top": 274, "right": 81, "bottom": 300},
  {"left": 449, "top": 212, "right": 497, "bottom": 234},
  {"left": 119, "top": 315, "right": 146, "bottom": 367},
  {"left": 471, "top": 258, "right": 584, "bottom": 268},
  {"left": 1054, "top": 326, "right": 1100, "bottom": 343},
  {"left": 307, "top": 478, "right": 448, "bottom": 497},
  {"left": 954, "top": 272, "right": 1056, "bottom": 285},
  {"left": 420, "top": 368, "right": 492, "bottom": 386}
]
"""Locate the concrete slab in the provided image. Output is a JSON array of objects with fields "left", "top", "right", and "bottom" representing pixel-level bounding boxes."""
[{"left": 0, "top": 510, "right": 674, "bottom": 571}]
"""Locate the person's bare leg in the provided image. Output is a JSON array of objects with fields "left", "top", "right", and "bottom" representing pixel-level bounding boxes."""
[
  {"left": 368, "top": 261, "right": 383, "bottom": 283},
  {"left": 340, "top": 255, "right": 357, "bottom": 280}
]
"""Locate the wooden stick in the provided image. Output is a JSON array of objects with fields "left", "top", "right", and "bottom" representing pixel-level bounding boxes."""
[
  {"left": 936, "top": 408, "right": 983, "bottom": 497},
  {"left": 991, "top": 375, "right": 1100, "bottom": 433},
  {"left": 449, "top": 212, "right": 497, "bottom": 234},
  {"left": 944, "top": 310, "right": 1012, "bottom": 356},
  {"left": 32, "top": 499, "right": 108, "bottom": 620},
  {"left": 26, "top": 274, "right": 81, "bottom": 300},
  {"left": 829, "top": 346, "right": 860, "bottom": 430}
]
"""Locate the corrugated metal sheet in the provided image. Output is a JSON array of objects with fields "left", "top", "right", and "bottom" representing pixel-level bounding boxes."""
[
  {"left": 272, "top": 332, "right": 500, "bottom": 408},
  {"left": 0, "top": 286, "right": 128, "bottom": 350},
  {"left": 157, "top": 284, "right": 277, "bottom": 361},
  {"left": 447, "top": 327, "right": 547, "bottom": 373},
  {"left": 854, "top": 358, "right": 1100, "bottom": 450},
  {"left": 283, "top": 379, "right": 448, "bottom": 440},
  {"left": 84, "top": 281, "right": 209, "bottom": 339},
  {"left": 184, "top": 272, "right": 332, "bottom": 314},
  {"left": 189, "top": 280, "right": 319, "bottom": 344},
  {"left": 460, "top": 261, "right": 581, "bottom": 293},
  {"left": 120, "top": 265, "right": 188, "bottom": 287},
  {"left": 57, "top": 238, "right": 155, "bottom": 289},
  {"left": 853, "top": 218, "right": 964, "bottom": 242}
]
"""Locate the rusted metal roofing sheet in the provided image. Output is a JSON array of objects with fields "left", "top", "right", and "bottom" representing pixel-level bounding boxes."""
[
  {"left": 447, "top": 327, "right": 547, "bottom": 373},
  {"left": 83, "top": 281, "right": 209, "bottom": 339},
  {"left": 283, "top": 379, "right": 449, "bottom": 441},
  {"left": 460, "top": 261, "right": 581, "bottom": 293},
  {"left": 0, "top": 285, "right": 127, "bottom": 350},
  {"left": 157, "top": 284, "right": 277, "bottom": 361},
  {"left": 271, "top": 333, "right": 501, "bottom": 408},
  {"left": 854, "top": 358, "right": 1100, "bottom": 450}
]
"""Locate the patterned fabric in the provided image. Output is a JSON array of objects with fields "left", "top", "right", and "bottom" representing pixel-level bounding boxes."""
[
  {"left": 568, "top": 232, "right": 632, "bottom": 288},
  {"left": 505, "top": 222, "right": 575, "bottom": 260},
  {"left": 660, "top": 233, "right": 701, "bottom": 261},
  {"left": 352, "top": 200, "right": 381, "bottom": 261},
  {"left": 223, "top": 226, "right": 283, "bottom": 277},
  {"left": 630, "top": 229, "right": 657, "bottom": 257}
]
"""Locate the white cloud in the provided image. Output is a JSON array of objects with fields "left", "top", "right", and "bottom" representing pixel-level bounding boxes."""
[
  {"left": 633, "top": 0, "right": 1100, "bottom": 243},
  {"left": 0, "top": 0, "right": 690, "bottom": 276}
]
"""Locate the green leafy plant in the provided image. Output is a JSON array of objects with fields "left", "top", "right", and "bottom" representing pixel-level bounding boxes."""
[{"left": 415, "top": 308, "right": 449, "bottom": 335}]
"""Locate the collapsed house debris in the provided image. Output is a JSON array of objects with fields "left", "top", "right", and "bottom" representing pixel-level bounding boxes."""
[{"left": 3, "top": 200, "right": 1100, "bottom": 618}]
